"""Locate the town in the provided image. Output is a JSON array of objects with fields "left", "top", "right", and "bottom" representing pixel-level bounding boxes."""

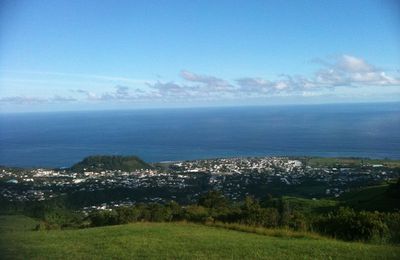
[{"left": 1, "top": 157, "right": 398, "bottom": 210}]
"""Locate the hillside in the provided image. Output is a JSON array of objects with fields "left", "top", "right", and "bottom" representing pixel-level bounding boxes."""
[
  {"left": 277, "top": 182, "right": 400, "bottom": 213},
  {"left": 0, "top": 215, "right": 399, "bottom": 259},
  {"left": 69, "top": 155, "right": 152, "bottom": 172},
  {"left": 304, "top": 157, "right": 400, "bottom": 168},
  {"left": 279, "top": 196, "right": 338, "bottom": 215},
  {"left": 339, "top": 182, "right": 400, "bottom": 212}
]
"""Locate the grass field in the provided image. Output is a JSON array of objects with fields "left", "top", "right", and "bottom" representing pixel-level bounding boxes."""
[
  {"left": 305, "top": 157, "right": 400, "bottom": 168},
  {"left": 1, "top": 215, "right": 399, "bottom": 259},
  {"left": 339, "top": 184, "right": 400, "bottom": 212},
  {"left": 280, "top": 183, "right": 399, "bottom": 213},
  {"left": 281, "top": 196, "right": 338, "bottom": 214}
]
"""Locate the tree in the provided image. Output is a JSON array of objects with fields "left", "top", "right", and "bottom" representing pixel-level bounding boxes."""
[
  {"left": 115, "top": 207, "right": 140, "bottom": 224},
  {"left": 313, "top": 207, "right": 389, "bottom": 242},
  {"left": 198, "top": 190, "right": 228, "bottom": 210},
  {"left": 277, "top": 198, "right": 291, "bottom": 226},
  {"left": 166, "top": 201, "right": 183, "bottom": 221}
]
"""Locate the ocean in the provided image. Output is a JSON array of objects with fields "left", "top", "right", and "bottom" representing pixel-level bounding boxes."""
[{"left": 1, "top": 103, "right": 399, "bottom": 168}]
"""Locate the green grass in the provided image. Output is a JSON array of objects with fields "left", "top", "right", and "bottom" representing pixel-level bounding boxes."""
[
  {"left": 1, "top": 215, "right": 399, "bottom": 259},
  {"left": 339, "top": 184, "right": 400, "bottom": 212},
  {"left": 206, "top": 221, "right": 324, "bottom": 240},
  {"left": 306, "top": 157, "right": 400, "bottom": 168},
  {"left": 281, "top": 196, "right": 338, "bottom": 215},
  {"left": 0, "top": 214, "right": 38, "bottom": 233}
]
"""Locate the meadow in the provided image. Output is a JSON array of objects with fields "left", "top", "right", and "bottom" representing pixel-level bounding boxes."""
[
  {"left": 0, "top": 215, "right": 399, "bottom": 259},
  {"left": 305, "top": 157, "right": 400, "bottom": 168}
]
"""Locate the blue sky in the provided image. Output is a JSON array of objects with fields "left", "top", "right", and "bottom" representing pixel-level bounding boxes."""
[{"left": 0, "top": 0, "right": 399, "bottom": 112}]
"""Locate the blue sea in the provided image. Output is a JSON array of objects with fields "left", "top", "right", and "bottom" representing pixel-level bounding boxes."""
[{"left": 1, "top": 103, "right": 399, "bottom": 168}]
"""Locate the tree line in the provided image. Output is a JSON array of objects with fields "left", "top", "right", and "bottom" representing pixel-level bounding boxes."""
[{"left": 83, "top": 190, "right": 400, "bottom": 243}]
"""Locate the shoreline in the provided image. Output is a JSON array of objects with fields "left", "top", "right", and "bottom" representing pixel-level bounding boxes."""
[{"left": 2, "top": 154, "right": 400, "bottom": 170}]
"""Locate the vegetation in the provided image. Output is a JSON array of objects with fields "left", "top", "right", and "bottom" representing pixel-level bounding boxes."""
[
  {"left": 313, "top": 207, "right": 394, "bottom": 243},
  {"left": 1, "top": 183, "right": 400, "bottom": 259},
  {"left": 0, "top": 215, "right": 38, "bottom": 233},
  {"left": 78, "top": 192, "right": 400, "bottom": 244},
  {"left": 5, "top": 187, "right": 397, "bottom": 244},
  {"left": 1, "top": 215, "right": 399, "bottom": 260},
  {"left": 305, "top": 157, "right": 400, "bottom": 168},
  {"left": 339, "top": 181, "right": 400, "bottom": 212},
  {"left": 69, "top": 155, "right": 152, "bottom": 172},
  {"left": 1, "top": 169, "right": 399, "bottom": 258},
  {"left": 274, "top": 196, "right": 338, "bottom": 215}
]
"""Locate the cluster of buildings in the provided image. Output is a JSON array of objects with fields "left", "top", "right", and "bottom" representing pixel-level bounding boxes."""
[
  {"left": 1, "top": 157, "right": 398, "bottom": 204},
  {"left": 172, "top": 157, "right": 303, "bottom": 174}
]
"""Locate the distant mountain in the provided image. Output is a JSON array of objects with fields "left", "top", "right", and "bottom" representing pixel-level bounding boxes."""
[{"left": 69, "top": 155, "right": 152, "bottom": 172}]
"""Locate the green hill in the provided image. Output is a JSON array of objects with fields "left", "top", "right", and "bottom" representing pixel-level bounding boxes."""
[
  {"left": 339, "top": 182, "right": 400, "bottom": 212},
  {"left": 69, "top": 155, "right": 152, "bottom": 172},
  {"left": 0, "top": 215, "right": 399, "bottom": 259},
  {"left": 279, "top": 182, "right": 400, "bottom": 213},
  {"left": 279, "top": 196, "right": 338, "bottom": 215},
  {"left": 305, "top": 157, "right": 400, "bottom": 168}
]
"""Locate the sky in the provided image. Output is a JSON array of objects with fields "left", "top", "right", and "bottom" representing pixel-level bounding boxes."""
[{"left": 0, "top": 0, "right": 399, "bottom": 112}]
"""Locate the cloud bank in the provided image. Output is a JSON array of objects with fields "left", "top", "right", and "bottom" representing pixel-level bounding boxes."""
[
  {"left": 0, "top": 95, "right": 76, "bottom": 104},
  {"left": 1, "top": 55, "right": 399, "bottom": 105}
]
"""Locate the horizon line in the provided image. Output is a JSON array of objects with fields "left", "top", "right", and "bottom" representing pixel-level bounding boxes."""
[{"left": 1, "top": 100, "right": 399, "bottom": 115}]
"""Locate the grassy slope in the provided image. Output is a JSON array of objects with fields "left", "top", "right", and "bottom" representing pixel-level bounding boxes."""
[
  {"left": 281, "top": 196, "right": 338, "bottom": 215},
  {"left": 1, "top": 216, "right": 399, "bottom": 259},
  {"left": 280, "top": 183, "right": 400, "bottom": 213},
  {"left": 305, "top": 157, "right": 400, "bottom": 168},
  {"left": 0, "top": 215, "right": 38, "bottom": 232},
  {"left": 339, "top": 184, "right": 400, "bottom": 211}
]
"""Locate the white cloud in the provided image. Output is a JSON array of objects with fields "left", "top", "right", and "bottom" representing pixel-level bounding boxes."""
[
  {"left": 238, "top": 55, "right": 400, "bottom": 93},
  {"left": 0, "top": 95, "right": 76, "bottom": 104},
  {"left": 0, "top": 70, "right": 150, "bottom": 85},
  {"left": 338, "top": 55, "right": 375, "bottom": 72},
  {"left": 180, "top": 70, "right": 234, "bottom": 92},
  {"left": 314, "top": 55, "right": 400, "bottom": 87},
  {"left": 1, "top": 55, "right": 398, "bottom": 105}
]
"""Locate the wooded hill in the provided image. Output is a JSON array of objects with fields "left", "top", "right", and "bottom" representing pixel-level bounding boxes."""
[{"left": 69, "top": 155, "right": 152, "bottom": 172}]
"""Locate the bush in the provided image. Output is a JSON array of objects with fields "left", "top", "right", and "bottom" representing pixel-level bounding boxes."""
[
  {"left": 166, "top": 201, "right": 184, "bottom": 221},
  {"left": 239, "top": 196, "right": 279, "bottom": 228},
  {"left": 88, "top": 210, "right": 118, "bottom": 227},
  {"left": 115, "top": 207, "right": 140, "bottom": 224},
  {"left": 34, "top": 221, "right": 60, "bottom": 231},
  {"left": 148, "top": 203, "right": 172, "bottom": 222},
  {"left": 313, "top": 207, "right": 389, "bottom": 242},
  {"left": 261, "top": 208, "right": 280, "bottom": 228},
  {"left": 184, "top": 205, "right": 209, "bottom": 222},
  {"left": 198, "top": 190, "right": 231, "bottom": 220},
  {"left": 383, "top": 212, "right": 400, "bottom": 243},
  {"left": 288, "top": 211, "right": 307, "bottom": 231}
]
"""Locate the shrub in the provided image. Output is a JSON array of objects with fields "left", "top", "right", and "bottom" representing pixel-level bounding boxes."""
[
  {"left": 313, "top": 207, "right": 389, "bottom": 242},
  {"left": 148, "top": 203, "right": 172, "bottom": 222},
  {"left": 34, "top": 221, "right": 60, "bottom": 230},
  {"left": 288, "top": 211, "right": 307, "bottom": 231},
  {"left": 166, "top": 201, "right": 184, "bottom": 221},
  {"left": 239, "top": 197, "right": 280, "bottom": 228},
  {"left": 383, "top": 212, "right": 400, "bottom": 243},
  {"left": 184, "top": 205, "right": 209, "bottom": 222},
  {"left": 88, "top": 210, "right": 118, "bottom": 227},
  {"left": 115, "top": 207, "right": 140, "bottom": 224}
]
